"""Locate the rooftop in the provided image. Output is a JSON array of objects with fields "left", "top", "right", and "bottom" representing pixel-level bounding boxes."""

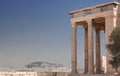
[{"left": 69, "top": 1, "right": 119, "bottom": 14}]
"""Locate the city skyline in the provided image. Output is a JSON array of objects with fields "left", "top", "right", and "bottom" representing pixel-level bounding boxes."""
[{"left": 0, "top": 0, "right": 111, "bottom": 69}]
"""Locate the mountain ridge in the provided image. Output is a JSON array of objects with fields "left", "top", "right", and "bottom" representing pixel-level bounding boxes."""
[{"left": 25, "top": 61, "right": 64, "bottom": 68}]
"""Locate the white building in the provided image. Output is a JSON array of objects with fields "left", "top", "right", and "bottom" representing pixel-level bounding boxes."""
[
  {"left": 0, "top": 71, "right": 38, "bottom": 76},
  {"left": 101, "top": 56, "right": 107, "bottom": 73},
  {"left": 51, "top": 67, "right": 71, "bottom": 72}
]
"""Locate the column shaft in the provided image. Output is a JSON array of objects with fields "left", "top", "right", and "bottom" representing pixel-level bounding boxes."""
[
  {"left": 87, "top": 19, "right": 94, "bottom": 74},
  {"left": 84, "top": 28, "right": 88, "bottom": 73},
  {"left": 105, "top": 16, "right": 116, "bottom": 74},
  {"left": 96, "top": 29, "right": 101, "bottom": 74},
  {"left": 71, "top": 25, "right": 78, "bottom": 73}
]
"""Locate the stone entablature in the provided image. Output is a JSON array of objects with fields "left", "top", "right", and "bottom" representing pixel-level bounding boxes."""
[{"left": 69, "top": 2, "right": 119, "bottom": 19}]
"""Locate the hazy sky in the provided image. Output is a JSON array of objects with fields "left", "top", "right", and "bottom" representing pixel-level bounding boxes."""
[{"left": 0, "top": 0, "right": 112, "bottom": 69}]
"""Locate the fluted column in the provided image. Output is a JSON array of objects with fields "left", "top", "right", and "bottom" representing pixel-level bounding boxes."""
[
  {"left": 71, "top": 23, "right": 78, "bottom": 74},
  {"left": 84, "top": 27, "right": 88, "bottom": 74},
  {"left": 96, "top": 29, "right": 101, "bottom": 74},
  {"left": 87, "top": 19, "right": 94, "bottom": 74}
]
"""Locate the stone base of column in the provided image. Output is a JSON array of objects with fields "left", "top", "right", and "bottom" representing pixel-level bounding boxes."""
[
  {"left": 68, "top": 72, "right": 79, "bottom": 76},
  {"left": 106, "top": 65, "right": 115, "bottom": 74},
  {"left": 106, "top": 71, "right": 115, "bottom": 75}
]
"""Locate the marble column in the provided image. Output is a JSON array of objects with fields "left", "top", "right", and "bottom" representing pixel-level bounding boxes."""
[
  {"left": 96, "top": 28, "right": 101, "bottom": 74},
  {"left": 71, "top": 24, "right": 78, "bottom": 74},
  {"left": 87, "top": 19, "right": 94, "bottom": 74},
  {"left": 105, "top": 15, "right": 116, "bottom": 74},
  {"left": 84, "top": 27, "right": 88, "bottom": 74}
]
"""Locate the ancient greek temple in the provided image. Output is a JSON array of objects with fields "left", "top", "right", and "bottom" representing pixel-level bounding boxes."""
[{"left": 69, "top": 1, "right": 119, "bottom": 75}]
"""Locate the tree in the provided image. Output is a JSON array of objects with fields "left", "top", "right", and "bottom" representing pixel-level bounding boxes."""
[{"left": 106, "top": 26, "right": 120, "bottom": 74}]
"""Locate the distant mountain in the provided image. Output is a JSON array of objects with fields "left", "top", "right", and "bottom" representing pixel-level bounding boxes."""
[{"left": 25, "top": 61, "right": 64, "bottom": 68}]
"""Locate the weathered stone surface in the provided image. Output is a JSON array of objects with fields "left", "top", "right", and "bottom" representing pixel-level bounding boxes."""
[
  {"left": 87, "top": 19, "right": 94, "bottom": 74},
  {"left": 96, "top": 29, "right": 101, "bottom": 74},
  {"left": 71, "top": 25, "right": 77, "bottom": 74},
  {"left": 84, "top": 28, "right": 88, "bottom": 74}
]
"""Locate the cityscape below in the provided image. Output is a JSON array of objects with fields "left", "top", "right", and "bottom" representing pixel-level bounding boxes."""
[{"left": 0, "top": 56, "right": 106, "bottom": 76}]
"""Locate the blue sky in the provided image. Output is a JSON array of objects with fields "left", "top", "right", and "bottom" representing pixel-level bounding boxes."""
[{"left": 0, "top": 0, "right": 112, "bottom": 69}]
